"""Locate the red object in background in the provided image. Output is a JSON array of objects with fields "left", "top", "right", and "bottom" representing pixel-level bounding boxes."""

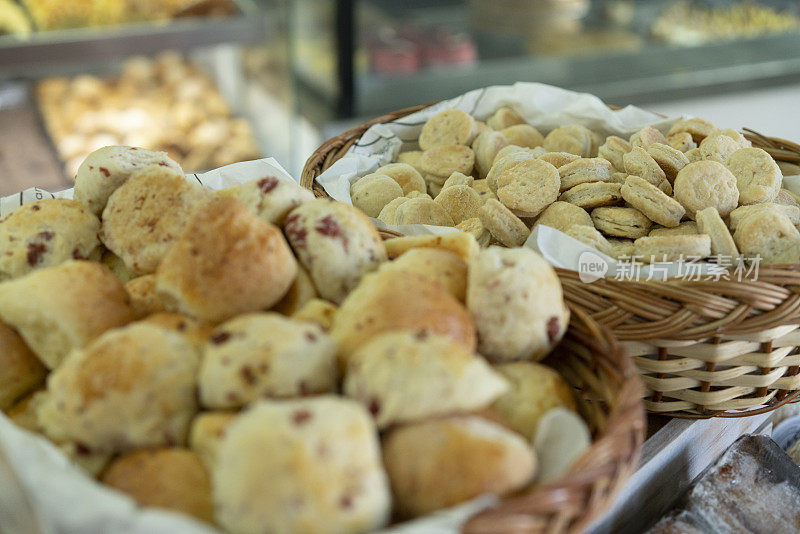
[
  {"left": 368, "top": 30, "right": 421, "bottom": 75},
  {"left": 368, "top": 24, "right": 477, "bottom": 75},
  {"left": 422, "top": 26, "right": 477, "bottom": 67}
]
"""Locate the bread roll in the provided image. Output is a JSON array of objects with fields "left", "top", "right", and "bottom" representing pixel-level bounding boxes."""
[
  {"left": 382, "top": 415, "right": 536, "bottom": 517},
  {"left": 284, "top": 199, "right": 386, "bottom": 304},
  {"left": 214, "top": 397, "right": 391, "bottom": 534},
  {"left": 101, "top": 164, "right": 209, "bottom": 274},
  {"left": 0, "top": 261, "right": 134, "bottom": 369},
  {"left": 0, "top": 199, "right": 101, "bottom": 280},
  {"left": 0, "top": 322, "right": 47, "bottom": 409},
  {"left": 102, "top": 448, "right": 213, "bottom": 522},
  {"left": 199, "top": 313, "right": 337, "bottom": 409},
  {"left": 156, "top": 197, "right": 297, "bottom": 323},
  {"left": 37, "top": 323, "right": 199, "bottom": 453},
  {"left": 343, "top": 331, "right": 507, "bottom": 428},
  {"left": 467, "top": 247, "right": 569, "bottom": 362},
  {"left": 331, "top": 270, "right": 477, "bottom": 363},
  {"left": 73, "top": 146, "right": 182, "bottom": 216},
  {"left": 490, "top": 362, "right": 577, "bottom": 438}
]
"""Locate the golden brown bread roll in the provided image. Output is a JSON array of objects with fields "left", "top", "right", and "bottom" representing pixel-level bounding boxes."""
[
  {"left": 0, "top": 322, "right": 47, "bottom": 410},
  {"left": 156, "top": 197, "right": 297, "bottom": 323},
  {"left": 331, "top": 270, "right": 476, "bottom": 364},
  {"left": 0, "top": 261, "right": 135, "bottom": 369},
  {"left": 102, "top": 448, "right": 214, "bottom": 523}
]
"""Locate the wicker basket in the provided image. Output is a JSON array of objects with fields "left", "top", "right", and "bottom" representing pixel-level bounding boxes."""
[
  {"left": 300, "top": 102, "right": 800, "bottom": 418},
  {"left": 460, "top": 308, "right": 644, "bottom": 534}
]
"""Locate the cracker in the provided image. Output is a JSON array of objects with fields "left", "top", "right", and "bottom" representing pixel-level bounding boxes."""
[
  {"left": 486, "top": 107, "right": 526, "bottom": 130},
  {"left": 597, "top": 136, "right": 631, "bottom": 171},
  {"left": 376, "top": 163, "right": 427, "bottom": 195},
  {"left": 435, "top": 185, "right": 483, "bottom": 224},
  {"left": 501, "top": 124, "right": 544, "bottom": 149},
  {"left": 591, "top": 206, "right": 652, "bottom": 239},
  {"left": 733, "top": 210, "right": 800, "bottom": 265},
  {"left": 633, "top": 234, "right": 711, "bottom": 263},
  {"left": 623, "top": 147, "right": 670, "bottom": 194},
  {"left": 728, "top": 203, "right": 800, "bottom": 230},
  {"left": 695, "top": 207, "right": 739, "bottom": 259},
  {"left": 350, "top": 173, "right": 404, "bottom": 217},
  {"left": 496, "top": 159, "right": 560, "bottom": 218},
  {"left": 667, "top": 118, "right": 718, "bottom": 143},
  {"left": 479, "top": 199, "right": 531, "bottom": 247},
  {"left": 558, "top": 158, "right": 614, "bottom": 192},
  {"left": 564, "top": 225, "right": 614, "bottom": 257},
  {"left": 394, "top": 197, "right": 455, "bottom": 226},
  {"left": 629, "top": 126, "right": 667, "bottom": 149},
  {"left": 667, "top": 132, "right": 697, "bottom": 152},
  {"left": 419, "top": 109, "right": 476, "bottom": 150},
  {"left": 673, "top": 161, "right": 739, "bottom": 219},
  {"left": 648, "top": 143, "right": 689, "bottom": 183},
  {"left": 472, "top": 130, "right": 509, "bottom": 178},
  {"left": 621, "top": 175, "right": 685, "bottom": 227},
  {"left": 559, "top": 182, "right": 622, "bottom": 209},
  {"left": 420, "top": 145, "right": 475, "bottom": 183},
  {"left": 648, "top": 221, "right": 698, "bottom": 237},
  {"left": 543, "top": 125, "right": 596, "bottom": 157},
  {"left": 726, "top": 147, "right": 782, "bottom": 205},
  {"left": 456, "top": 217, "right": 491, "bottom": 247},
  {"left": 384, "top": 232, "right": 479, "bottom": 261},
  {"left": 534, "top": 201, "right": 593, "bottom": 233}
]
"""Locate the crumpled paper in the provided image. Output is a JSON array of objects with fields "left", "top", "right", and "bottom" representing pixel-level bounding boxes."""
[
  {"left": 314, "top": 82, "right": 776, "bottom": 281},
  {"left": 0, "top": 157, "right": 490, "bottom": 534}
]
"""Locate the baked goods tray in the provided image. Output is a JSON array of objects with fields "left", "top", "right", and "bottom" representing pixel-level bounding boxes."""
[{"left": 0, "top": 0, "right": 266, "bottom": 74}]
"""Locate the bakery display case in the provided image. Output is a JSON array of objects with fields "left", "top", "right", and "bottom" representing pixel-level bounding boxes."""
[
  {"left": 290, "top": 0, "right": 800, "bottom": 124},
  {"left": 0, "top": 0, "right": 326, "bottom": 195}
]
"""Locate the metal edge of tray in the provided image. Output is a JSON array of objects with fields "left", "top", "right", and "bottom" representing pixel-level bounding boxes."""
[{"left": 0, "top": 0, "right": 267, "bottom": 71}]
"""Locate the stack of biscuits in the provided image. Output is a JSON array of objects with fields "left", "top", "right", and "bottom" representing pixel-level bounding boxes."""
[
  {"left": 349, "top": 107, "right": 800, "bottom": 266},
  {"left": 1, "top": 145, "right": 591, "bottom": 534}
]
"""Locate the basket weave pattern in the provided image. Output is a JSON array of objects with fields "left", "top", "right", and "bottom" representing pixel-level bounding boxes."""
[{"left": 299, "top": 102, "right": 800, "bottom": 418}]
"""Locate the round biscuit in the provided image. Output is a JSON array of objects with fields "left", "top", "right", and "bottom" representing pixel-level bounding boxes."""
[
  {"left": 726, "top": 147, "right": 781, "bottom": 205},
  {"left": 376, "top": 163, "right": 427, "bottom": 195},
  {"left": 395, "top": 197, "right": 455, "bottom": 226},
  {"left": 351, "top": 173, "right": 404, "bottom": 218},
  {"left": 543, "top": 125, "right": 595, "bottom": 157},
  {"left": 496, "top": 159, "right": 560, "bottom": 218},
  {"left": 597, "top": 136, "right": 631, "bottom": 171},
  {"left": 673, "top": 161, "right": 739, "bottom": 219},
  {"left": 501, "top": 124, "right": 544, "bottom": 149},
  {"left": 419, "top": 109, "right": 475, "bottom": 150},
  {"left": 435, "top": 185, "right": 483, "bottom": 225},
  {"left": 533, "top": 201, "right": 593, "bottom": 233}
]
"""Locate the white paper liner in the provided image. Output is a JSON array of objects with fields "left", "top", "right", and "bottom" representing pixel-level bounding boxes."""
[
  {"left": 0, "top": 156, "right": 494, "bottom": 534},
  {"left": 314, "top": 82, "right": 786, "bottom": 281}
]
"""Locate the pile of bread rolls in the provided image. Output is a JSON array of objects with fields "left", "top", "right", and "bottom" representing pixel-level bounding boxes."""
[
  {"left": 1, "top": 145, "right": 590, "bottom": 533},
  {"left": 37, "top": 52, "right": 261, "bottom": 178},
  {"left": 350, "top": 106, "right": 799, "bottom": 266}
]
